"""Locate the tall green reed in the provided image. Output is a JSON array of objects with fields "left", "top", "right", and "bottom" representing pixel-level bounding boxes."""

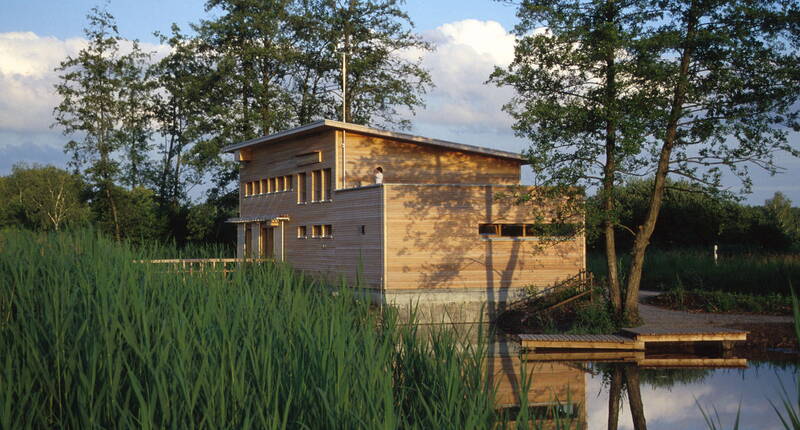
[{"left": 0, "top": 229, "right": 500, "bottom": 429}]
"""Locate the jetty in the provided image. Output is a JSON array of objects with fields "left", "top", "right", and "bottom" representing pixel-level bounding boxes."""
[{"left": 519, "top": 326, "right": 747, "bottom": 352}]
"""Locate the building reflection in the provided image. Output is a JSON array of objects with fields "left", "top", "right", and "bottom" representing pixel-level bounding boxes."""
[{"left": 489, "top": 351, "right": 747, "bottom": 429}]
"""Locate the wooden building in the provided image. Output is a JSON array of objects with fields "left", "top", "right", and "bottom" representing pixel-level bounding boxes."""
[{"left": 224, "top": 120, "right": 585, "bottom": 321}]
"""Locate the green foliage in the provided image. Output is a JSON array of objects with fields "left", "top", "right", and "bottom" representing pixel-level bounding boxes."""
[
  {"left": 53, "top": 5, "right": 153, "bottom": 188},
  {"left": 493, "top": 0, "right": 800, "bottom": 324},
  {"left": 589, "top": 250, "right": 800, "bottom": 296},
  {"left": 567, "top": 300, "right": 618, "bottom": 335},
  {"left": 587, "top": 180, "right": 800, "bottom": 252},
  {"left": 0, "top": 163, "right": 90, "bottom": 231},
  {"left": 0, "top": 229, "right": 503, "bottom": 428},
  {"left": 651, "top": 289, "right": 792, "bottom": 315}
]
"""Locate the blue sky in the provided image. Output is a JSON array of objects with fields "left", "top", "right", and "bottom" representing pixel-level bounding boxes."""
[{"left": 0, "top": 0, "right": 797, "bottom": 204}]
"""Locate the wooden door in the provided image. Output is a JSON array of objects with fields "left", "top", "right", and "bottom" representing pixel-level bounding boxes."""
[{"left": 261, "top": 225, "right": 275, "bottom": 258}]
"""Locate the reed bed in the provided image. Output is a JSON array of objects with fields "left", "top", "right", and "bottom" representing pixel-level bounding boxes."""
[
  {"left": 588, "top": 249, "right": 800, "bottom": 296},
  {"left": 0, "top": 229, "right": 505, "bottom": 429}
]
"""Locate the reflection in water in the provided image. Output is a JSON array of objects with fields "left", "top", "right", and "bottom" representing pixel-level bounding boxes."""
[{"left": 489, "top": 354, "right": 799, "bottom": 430}]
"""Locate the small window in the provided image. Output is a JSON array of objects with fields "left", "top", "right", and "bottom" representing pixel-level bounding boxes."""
[
  {"left": 269, "top": 177, "right": 277, "bottom": 193},
  {"left": 360, "top": 225, "right": 366, "bottom": 235},
  {"left": 261, "top": 179, "right": 268, "bottom": 194},
  {"left": 297, "top": 225, "right": 307, "bottom": 238},
  {"left": 312, "top": 225, "right": 322, "bottom": 238},
  {"left": 285, "top": 175, "right": 293, "bottom": 191},
  {"left": 312, "top": 170, "right": 322, "bottom": 202},
  {"left": 478, "top": 224, "right": 499, "bottom": 235},
  {"left": 253, "top": 180, "right": 261, "bottom": 195},
  {"left": 297, "top": 172, "right": 307, "bottom": 203},
  {"left": 501, "top": 224, "right": 524, "bottom": 237},
  {"left": 322, "top": 224, "right": 333, "bottom": 238},
  {"left": 277, "top": 176, "right": 285, "bottom": 192},
  {"left": 244, "top": 182, "right": 252, "bottom": 196},
  {"left": 481, "top": 223, "right": 579, "bottom": 238},
  {"left": 323, "top": 168, "right": 332, "bottom": 200}
]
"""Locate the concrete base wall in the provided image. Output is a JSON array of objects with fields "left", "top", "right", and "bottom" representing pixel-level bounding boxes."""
[{"left": 366, "top": 287, "right": 528, "bottom": 324}]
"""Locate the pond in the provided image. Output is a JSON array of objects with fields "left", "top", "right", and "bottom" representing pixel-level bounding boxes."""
[{"left": 488, "top": 353, "right": 799, "bottom": 429}]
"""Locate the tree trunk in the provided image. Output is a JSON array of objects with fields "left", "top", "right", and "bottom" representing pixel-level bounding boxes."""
[
  {"left": 624, "top": 365, "right": 647, "bottom": 430},
  {"left": 602, "top": 0, "right": 622, "bottom": 317},
  {"left": 607, "top": 365, "right": 623, "bottom": 430},
  {"left": 105, "top": 186, "right": 121, "bottom": 241},
  {"left": 621, "top": 0, "right": 697, "bottom": 325}
]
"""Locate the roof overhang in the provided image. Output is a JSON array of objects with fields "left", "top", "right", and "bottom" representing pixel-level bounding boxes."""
[{"left": 221, "top": 119, "right": 528, "bottom": 163}]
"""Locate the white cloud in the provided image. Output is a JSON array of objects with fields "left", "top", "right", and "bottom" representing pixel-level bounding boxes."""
[
  {"left": 0, "top": 31, "right": 168, "bottom": 137},
  {"left": 412, "top": 19, "right": 518, "bottom": 134}
]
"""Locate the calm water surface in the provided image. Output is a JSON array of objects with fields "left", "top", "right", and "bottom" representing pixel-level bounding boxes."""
[{"left": 489, "top": 355, "right": 798, "bottom": 429}]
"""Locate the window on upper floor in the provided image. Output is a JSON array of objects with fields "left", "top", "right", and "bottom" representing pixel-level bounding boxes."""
[
  {"left": 312, "top": 170, "right": 322, "bottom": 202},
  {"left": 260, "top": 179, "right": 268, "bottom": 194},
  {"left": 297, "top": 225, "right": 307, "bottom": 238},
  {"left": 323, "top": 168, "right": 332, "bottom": 200},
  {"left": 285, "top": 175, "right": 293, "bottom": 191},
  {"left": 297, "top": 172, "right": 307, "bottom": 203}
]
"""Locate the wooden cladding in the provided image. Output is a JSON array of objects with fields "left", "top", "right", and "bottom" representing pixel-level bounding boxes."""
[
  {"left": 238, "top": 148, "right": 253, "bottom": 162},
  {"left": 479, "top": 223, "right": 579, "bottom": 238},
  {"left": 296, "top": 151, "right": 322, "bottom": 166}
]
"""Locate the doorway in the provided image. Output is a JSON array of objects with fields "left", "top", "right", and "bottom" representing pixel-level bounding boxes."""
[{"left": 260, "top": 225, "right": 274, "bottom": 258}]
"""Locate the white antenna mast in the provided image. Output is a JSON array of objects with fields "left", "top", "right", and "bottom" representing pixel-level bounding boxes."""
[{"left": 341, "top": 52, "right": 347, "bottom": 123}]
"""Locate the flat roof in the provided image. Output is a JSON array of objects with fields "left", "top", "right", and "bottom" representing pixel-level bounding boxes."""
[{"left": 221, "top": 119, "right": 527, "bottom": 163}]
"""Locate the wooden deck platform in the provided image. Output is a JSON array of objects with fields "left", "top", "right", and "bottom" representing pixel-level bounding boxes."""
[
  {"left": 519, "top": 326, "right": 747, "bottom": 352},
  {"left": 520, "top": 350, "right": 748, "bottom": 368},
  {"left": 518, "top": 334, "right": 643, "bottom": 351}
]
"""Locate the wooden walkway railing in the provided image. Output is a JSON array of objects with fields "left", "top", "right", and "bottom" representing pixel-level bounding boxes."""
[
  {"left": 524, "top": 269, "right": 595, "bottom": 312},
  {"left": 134, "top": 258, "right": 270, "bottom": 274}
]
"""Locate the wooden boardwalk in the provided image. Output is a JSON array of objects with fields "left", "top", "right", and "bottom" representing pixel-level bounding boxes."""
[
  {"left": 520, "top": 350, "right": 748, "bottom": 368},
  {"left": 519, "top": 326, "right": 747, "bottom": 352}
]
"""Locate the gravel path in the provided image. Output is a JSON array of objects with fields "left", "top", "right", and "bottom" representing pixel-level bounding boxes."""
[{"left": 638, "top": 290, "right": 793, "bottom": 327}]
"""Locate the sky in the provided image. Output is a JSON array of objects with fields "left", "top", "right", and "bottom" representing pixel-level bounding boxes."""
[{"left": 1, "top": 0, "right": 797, "bottom": 204}]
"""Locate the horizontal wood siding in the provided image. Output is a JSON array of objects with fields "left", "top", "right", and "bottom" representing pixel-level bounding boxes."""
[
  {"left": 384, "top": 184, "right": 584, "bottom": 290},
  {"left": 239, "top": 187, "right": 383, "bottom": 288},
  {"left": 342, "top": 132, "right": 521, "bottom": 187},
  {"left": 239, "top": 130, "right": 335, "bottom": 213}
]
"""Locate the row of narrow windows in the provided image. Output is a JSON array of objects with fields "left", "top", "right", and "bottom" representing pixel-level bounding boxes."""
[
  {"left": 297, "top": 169, "right": 332, "bottom": 203},
  {"left": 297, "top": 224, "right": 333, "bottom": 239},
  {"left": 478, "top": 223, "right": 578, "bottom": 238},
  {"left": 243, "top": 175, "right": 294, "bottom": 196},
  {"left": 244, "top": 169, "right": 333, "bottom": 203}
]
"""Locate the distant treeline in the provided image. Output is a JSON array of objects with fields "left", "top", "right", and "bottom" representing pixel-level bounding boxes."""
[{"left": 585, "top": 179, "right": 800, "bottom": 254}]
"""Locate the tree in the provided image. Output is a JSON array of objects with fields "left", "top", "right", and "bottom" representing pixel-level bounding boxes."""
[
  {"left": 53, "top": 6, "right": 153, "bottom": 239},
  {"left": 150, "top": 25, "right": 212, "bottom": 205},
  {"left": 493, "top": 0, "right": 800, "bottom": 324},
  {"left": 189, "top": 0, "right": 433, "bottom": 191},
  {"left": 328, "top": 0, "right": 433, "bottom": 128},
  {"left": 0, "top": 164, "right": 90, "bottom": 231},
  {"left": 765, "top": 191, "right": 800, "bottom": 244}
]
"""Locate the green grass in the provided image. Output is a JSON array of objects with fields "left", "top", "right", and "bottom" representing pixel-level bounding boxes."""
[
  {"left": 0, "top": 229, "right": 509, "bottom": 428},
  {"left": 648, "top": 290, "right": 792, "bottom": 315},
  {"left": 588, "top": 249, "right": 800, "bottom": 296}
]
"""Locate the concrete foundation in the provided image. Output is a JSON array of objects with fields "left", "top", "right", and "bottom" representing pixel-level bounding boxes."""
[{"left": 367, "top": 287, "right": 528, "bottom": 324}]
